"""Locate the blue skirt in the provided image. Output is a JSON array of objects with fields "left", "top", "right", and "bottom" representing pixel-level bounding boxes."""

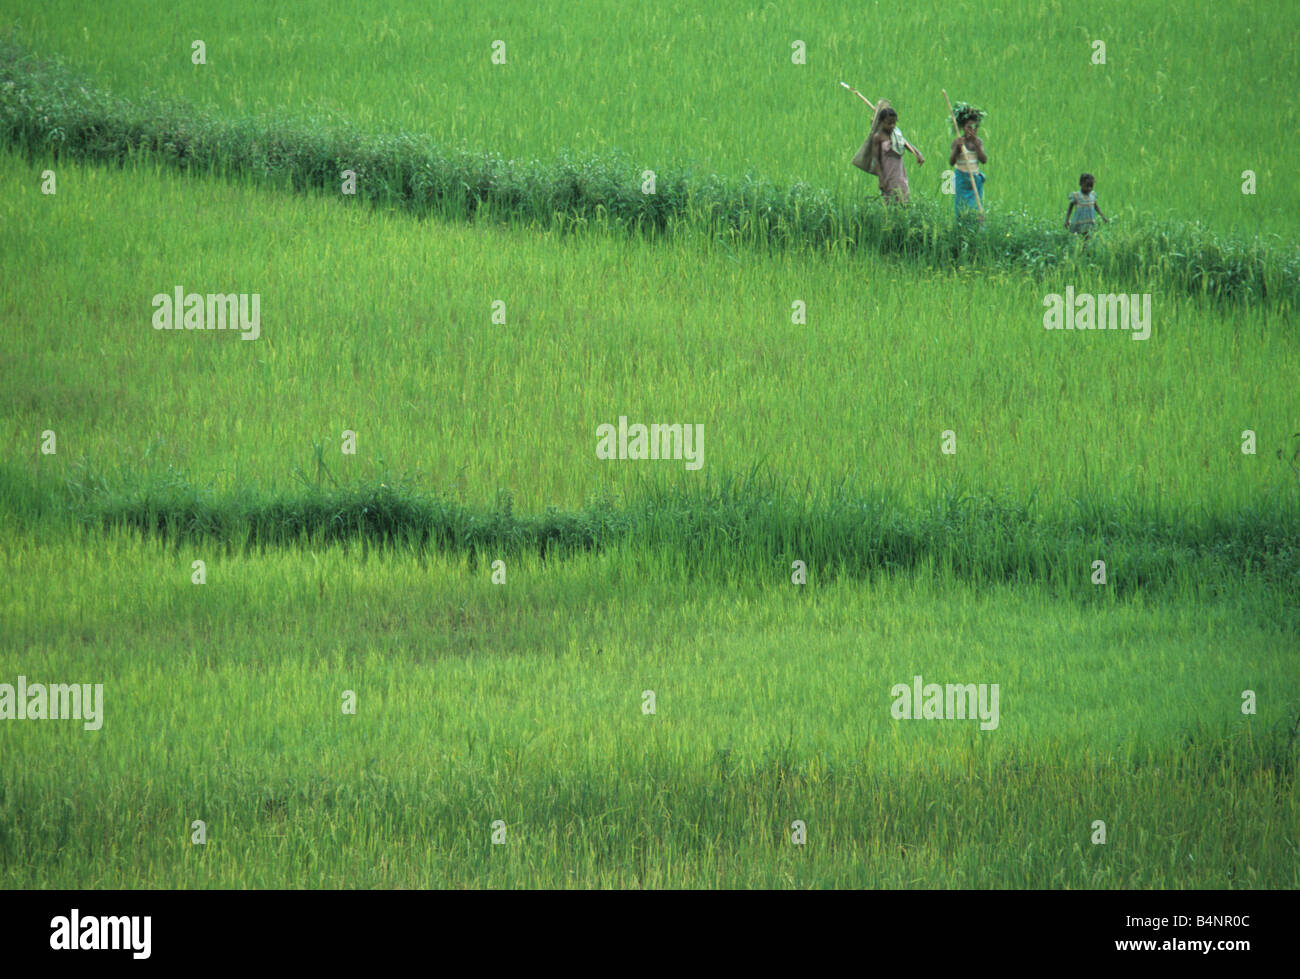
[{"left": 954, "top": 170, "right": 985, "bottom": 216}]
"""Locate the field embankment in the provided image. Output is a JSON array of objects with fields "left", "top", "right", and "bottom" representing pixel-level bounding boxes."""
[{"left": 2, "top": 38, "right": 1296, "bottom": 309}]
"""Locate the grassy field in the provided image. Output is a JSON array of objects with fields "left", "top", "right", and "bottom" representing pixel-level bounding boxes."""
[
  {"left": 2, "top": 529, "right": 1295, "bottom": 887},
  {"left": 1, "top": 0, "right": 1296, "bottom": 237},
  {"left": 4, "top": 151, "right": 1297, "bottom": 513},
  {"left": 1, "top": 0, "right": 1298, "bottom": 890}
]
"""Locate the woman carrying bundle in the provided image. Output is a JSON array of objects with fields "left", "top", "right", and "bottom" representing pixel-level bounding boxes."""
[
  {"left": 855, "top": 99, "right": 925, "bottom": 204},
  {"left": 948, "top": 102, "right": 987, "bottom": 220}
]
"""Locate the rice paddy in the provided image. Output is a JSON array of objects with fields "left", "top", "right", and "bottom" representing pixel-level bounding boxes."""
[{"left": 1, "top": 0, "right": 1297, "bottom": 889}]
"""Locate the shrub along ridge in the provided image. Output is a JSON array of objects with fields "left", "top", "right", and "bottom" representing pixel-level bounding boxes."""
[
  {"left": 2, "top": 38, "right": 1297, "bottom": 309},
  {"left": 5, "top": 461, "right": 1297, "bottom": 597}
]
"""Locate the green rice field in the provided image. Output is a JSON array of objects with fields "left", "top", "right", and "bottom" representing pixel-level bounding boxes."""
[{"left": 1, "top": 0, "right": 1297, "bottom": 889}]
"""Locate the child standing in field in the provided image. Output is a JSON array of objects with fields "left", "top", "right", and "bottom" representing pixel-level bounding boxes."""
[
  {"left": 948, "top": 103, "right": 986, "bottom": 221},
  {"left": 855, "top": 100, "right": 925, "bottom": 203},
  {"left": 1065, "top": 173, "right": 1109, "bottom": 236}
]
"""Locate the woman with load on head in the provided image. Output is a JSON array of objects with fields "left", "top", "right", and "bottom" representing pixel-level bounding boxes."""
[{"left": 948, "top": 102, "right": 986, "bottom": 221}]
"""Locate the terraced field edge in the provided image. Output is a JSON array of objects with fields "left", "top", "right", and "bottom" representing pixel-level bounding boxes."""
[{"left": 2, "top": 36, "right": 1296, "bottom": 310}]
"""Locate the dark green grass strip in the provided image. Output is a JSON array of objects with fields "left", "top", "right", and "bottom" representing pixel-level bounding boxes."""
[
  {"left": 2, "top": 36, "right": 1296, "bottom": 309},
  {"left": 6, "top": 461, "right": 1298, "bottom": 599}
]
